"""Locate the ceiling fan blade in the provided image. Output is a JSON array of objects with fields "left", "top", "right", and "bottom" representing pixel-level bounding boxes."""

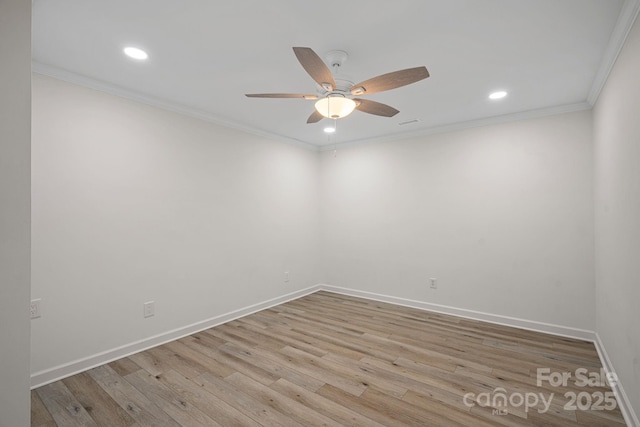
[
  {"left": 350, "top": 66, "right": 429, "bottom": 96},
  {"left": 245, "top": 93, "right": 318, "bottom": 99},
  {"left": 354, "top": 98, "right": 400, "bottom": 117},
  {"left": 307, "top": 110, "right": 324, "bottom": 124},
  {"left": 293, "top": 47, "right": 336, "bottom": 91}
]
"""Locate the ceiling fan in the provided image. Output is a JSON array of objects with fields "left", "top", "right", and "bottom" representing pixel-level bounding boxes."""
[{"left": 245, "top": 47, "right": 430, "bottom": 124}]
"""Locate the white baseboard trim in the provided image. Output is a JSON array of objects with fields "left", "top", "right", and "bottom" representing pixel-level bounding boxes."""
[
  {"left": 30, "top": 284, "right": 321, "bottom": 389},
  {"left": 31, "top": 283, "right": 638, "bottom": 427},
  {"left": 319, "top": 285, "right": 638, "bottom": 427},
  {"left": 319, "top": 285, "right": 597, "bottom": 341},
  {"left": 593, "top": 333, "right": 640, "bottom": 427}
]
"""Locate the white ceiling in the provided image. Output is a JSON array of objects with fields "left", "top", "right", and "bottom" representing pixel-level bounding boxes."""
[{"left": 32, "top": 0, "right": 637, "bottom": 148}]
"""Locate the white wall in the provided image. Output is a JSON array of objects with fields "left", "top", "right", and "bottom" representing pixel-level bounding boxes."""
[
  {"left": 31, "top": 74, "right": 320, "bottom": 375},
  {"left": 32, "top": 48, "right": 640, "bottom": 421},
  {"left": 320, "top": 111, "right": 595, "bottom": 330},
  {"left": 28, "top": 16, "right": 640, "bottom": 424},
  {"left": 0, "top": 0, "right": 31, "bottom": 425},
  {"left": 594, "top": 13, "right": 640, "bottom": 421}
]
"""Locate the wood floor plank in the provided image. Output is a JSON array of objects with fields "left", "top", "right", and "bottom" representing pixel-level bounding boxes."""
[
  {"left": 35, "top": 381, "right": 97, "bottom": 426},
  {"left": 319, "top": 351, "right": 408, "bottom": 398},
  {"left": 317, "top": 383, "right": 414, "bottom": 427},
  {"left": 225, "top": 371, "right": 342, "bottom": 426},
  {"left": 126, "top": 349, "right": 169, "bottom": 378},
  {"left": 124, "top": 369, "right": 222, "bottom": 426},
  {"left": 143, "top": 344, "right": 207, "bottom": 380},
  {"left": 360, "top": 355, "right": 482, "bottom": 410},
  {"left": 209, "top": 325, "right": 360, "bottom": 395},
  {"left": 194, "top": 371, "right": 299, "bottom": 426},
  {"left": 362, "top": 331, "right": 494, "bottom": 374},
  {"left": 269, "top": 378, "right": 388, "bottom": 427},
  {"left": 62, "top": 372, "right": 137, "bottom": 426},
  {"left": 217, "top": 320, "right": 329, "bottom": 357},
  {"left": 87, "top": 365, "right": 180, "bottom": 426},
  {"left": 159, "top": 369, "right": 261, "bottom": 426},
  {"left": 271, "top": 303, "right": 390, "bottom": 339},
  {"left": 402, "top": 389, "right": 503, "bottom": 427},
  {"left": 289, "top": 320, "right": 400, "bottom": 363},
  {"left": 276, "top": 345, "right": 368, "bottom": 396},
  {"left": 468, "top": 404, "right": 535, "bottom": 427},
  {"left": 218, "top": 341, "right": 326, "bottom": 392},
  {"left": 574, "top": 405, "right": 627, "bottom": 426},
  {"left": 165, "top": 338, "right": 236, "bottom": 379},
  {"left": 359, "top": 385, "right": 472, "bottom": 427},
  {"left": 177, "top": 335, "right": 279, "bottom": 386},
  {"left": 452, "top": 366, "right": 575, "bottom": 420},
  {"left": 237, "top": 319, "right": 368, "bottom": 360},
  {"left": 32, "top": 291, "right": 626, "bottom": 427},
  {"left": 108, "top": 358, "right": 142, "bottom": 378},
  {"left": 30, "top": 389, "right": 56, "bottom": 427}
]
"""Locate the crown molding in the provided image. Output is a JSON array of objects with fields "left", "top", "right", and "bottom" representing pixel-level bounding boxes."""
[
  {"left": 32, "top": 62, "right": 321, "bottom": 152},
  {"left": 319, "top": 101, "right": 592, "bottom": 151},
  {"left": 33, "top": 62, "right": 592, "bottom": 153},
  {"left": 34, "top": 0, "right": 639, "bottom": 154},
  {"left": 587, "top": 0, "right": 640, "bottom": 105}
]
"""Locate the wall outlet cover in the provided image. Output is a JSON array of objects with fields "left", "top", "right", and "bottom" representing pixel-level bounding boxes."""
[{"left": 30, "top": 299, "right": 42, "bottom": 319}]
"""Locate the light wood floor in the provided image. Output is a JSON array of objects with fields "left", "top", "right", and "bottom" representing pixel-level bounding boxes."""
[{"left": 31, "top": 291, "right": 626, "bottom": 426}]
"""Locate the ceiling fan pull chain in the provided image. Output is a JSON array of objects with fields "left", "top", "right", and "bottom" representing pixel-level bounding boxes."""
[{"left": 333, "top": 118, "right": 338, "bottom": 157}]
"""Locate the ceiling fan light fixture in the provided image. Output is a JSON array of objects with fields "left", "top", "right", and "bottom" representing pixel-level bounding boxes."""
[{"left": 315, "top": 95, "right": 357, "bottom": 119}]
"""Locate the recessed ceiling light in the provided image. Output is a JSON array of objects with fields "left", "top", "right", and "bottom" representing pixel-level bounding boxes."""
[
  {"left": 324, "top": 126, "right": 336, "bottom": 134},
  {"left": 123, "top": 47, "right": 148, "bottom": 60},
  {"left": 489, "top": 91, "right": 508, "bottom": 100}
]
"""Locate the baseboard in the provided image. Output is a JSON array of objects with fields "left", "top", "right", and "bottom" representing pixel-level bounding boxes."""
[
  {"left": 31, "top": 282, "right": 595, "bottom": 388},
  {"left": 319, "top": 285, "right": 597, "bottom": 341},
  {"left": 30, "top": 284, "right": 321, "bottom": 389},
  {"left": 31, "top": 283, "right": 638, "bottom": 427},
  {"left": 319, "top": 285, "right": 638, "bottom": 427},
  {"left": 594, "top": 333, "right": 640, "bottom": 427}
]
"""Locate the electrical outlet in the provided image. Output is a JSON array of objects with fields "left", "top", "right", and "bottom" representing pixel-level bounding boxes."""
[
  {"left": 143, "top": 301, "right": 155, "bottom": 318},
  {"left": 430, "top": 278, "right": 438, "bottom": 289},
  {"left": 30, "top": 299, "right": 42, "bottom": 319},
  {"left": 284, "top": 271, "right": 290, "bottom": 282}
]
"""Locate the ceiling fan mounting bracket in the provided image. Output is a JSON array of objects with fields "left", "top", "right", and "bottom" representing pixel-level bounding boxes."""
[{"left": 325, "top": 50, "right": 349, "bottom": 71}]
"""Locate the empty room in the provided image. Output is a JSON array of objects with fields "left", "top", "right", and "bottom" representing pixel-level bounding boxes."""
[{"left": 1, "top": 0, "right": 640, "bottom": 426}]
